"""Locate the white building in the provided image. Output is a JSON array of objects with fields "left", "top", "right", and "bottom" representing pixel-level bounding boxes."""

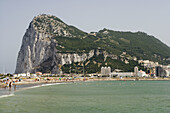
[
  {"left": 110, "top": 72, "right": 134, "bottom": 77},
  {"left": 13, "top": 74, "right": 18, "bottom": 77},
  {"left": 165, "top": 70, "right": 170, "bottom": 77},
  {"left": 134, "top": 66, "right": 138, "bottom": 76},
  {"left": 137, "top": 70, "right": 148, "bottom": 77},
  {"left": 31, "top": 74, "right": 37, "bottom": 77},
  {"left": 15, "top": 73, "right": 31, "bottom": 77},
  {"left": 101, "top": 66, "right": 111, "bottom": 75}
]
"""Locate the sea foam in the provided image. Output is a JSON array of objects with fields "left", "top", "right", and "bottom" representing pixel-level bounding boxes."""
[
  {"left": 22, "top": 82, "right": 65, "bottom": 90},
  {"left": 0, "top": 94, "right": 14, "bottom": 98}
]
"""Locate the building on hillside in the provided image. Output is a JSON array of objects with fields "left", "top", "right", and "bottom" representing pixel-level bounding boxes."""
[
  {"left": 133, "top": 56, "right": 137, "bottom": 61},
  {"left": 101, "top": 66, "right": 111, "bottom": 75},
  {"left": 114, "top": 69, "right": 123, "bottom": 72},
  {"left": 138, "top": 60, "right": 159, "bottom": 68},
  {"left": 88, "top": 32, "right": 96, "bottom": 36}
]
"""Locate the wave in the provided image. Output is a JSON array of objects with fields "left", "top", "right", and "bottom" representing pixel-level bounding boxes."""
[
  {"left": 0, "top": 94, "right": 14, "bottom": 99},
  {"left": 19, "top": 82, "right": 65, "bottom": 90},
  {"left": 41, "top": 82, "right": 65, "bottom": 86}
]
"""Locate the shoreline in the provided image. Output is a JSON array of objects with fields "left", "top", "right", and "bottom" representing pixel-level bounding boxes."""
[
  {"left": 0, "top": 81, "right": 67, "bottom": 98},
  {"left": 1, "top": 77, "right": 170, "bottom": 86}
]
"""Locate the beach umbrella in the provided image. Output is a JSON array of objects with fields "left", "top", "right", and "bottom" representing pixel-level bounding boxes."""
[{"left": 3, "top": 78, "right": 7, "bottom": 81}]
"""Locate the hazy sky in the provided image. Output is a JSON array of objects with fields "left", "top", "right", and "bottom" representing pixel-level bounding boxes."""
[{"left": 0, "top": 0, "right": 170, "bottom": 73}]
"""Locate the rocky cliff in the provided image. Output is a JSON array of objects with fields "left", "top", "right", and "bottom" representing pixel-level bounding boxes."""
[
  {"left": 15, "top": 14, "right": 97, "bottom": 73},
  {"left": 15, "top": 14, "right": 170, "bottom": 74}
]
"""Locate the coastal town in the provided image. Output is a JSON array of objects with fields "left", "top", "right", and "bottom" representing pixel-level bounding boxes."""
[{"left": 1, "top": 59, "right": 170, "bottom": 88}]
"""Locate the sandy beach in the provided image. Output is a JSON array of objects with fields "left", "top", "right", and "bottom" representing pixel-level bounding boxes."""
[{"left": 1, "top": 77, "right": 170, "bottom": 87}]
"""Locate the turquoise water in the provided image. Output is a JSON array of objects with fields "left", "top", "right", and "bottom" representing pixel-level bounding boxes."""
[{"left": 0, "top": 81, "right": 170, "bottom": 113}]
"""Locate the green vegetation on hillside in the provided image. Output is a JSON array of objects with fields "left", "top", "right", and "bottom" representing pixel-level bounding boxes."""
[
  {"left": 54, "top": 28, "right": 170, "bottom": 63},
  {"left": 97, "top": 29, "right": 170, "bottom": 61},
  {"left": 54, "top": 35, "right": 97, "bottom": 53},
  {"left": 33, "top": 15, "right": 170, "bottom": 73},
  {"left": 58, "top": 28, "right": 170, "bottom": 73}
]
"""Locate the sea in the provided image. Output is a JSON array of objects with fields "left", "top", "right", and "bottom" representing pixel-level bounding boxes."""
[{"left": 0, "top": 80, "right": 170, "bottom": 113}]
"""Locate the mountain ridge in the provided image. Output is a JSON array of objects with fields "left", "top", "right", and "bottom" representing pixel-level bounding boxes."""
[{"left": 15, "top": 14, "right": 170, "bottom": 74}]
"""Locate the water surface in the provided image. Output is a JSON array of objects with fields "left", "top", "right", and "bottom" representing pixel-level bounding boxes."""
[{"left": 0, "top": 81, "right": 170, "bottom": 113}]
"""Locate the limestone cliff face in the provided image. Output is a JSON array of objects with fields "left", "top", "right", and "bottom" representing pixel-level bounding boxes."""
[
  {"left": 15, "top": 15, "right": 95, "bottom": 74},
  {"left": 15, "top": 22, "right": 94, "bottom": 73},
  {"left": 15, "top": 21, "right": 55, "bottom": 73}
]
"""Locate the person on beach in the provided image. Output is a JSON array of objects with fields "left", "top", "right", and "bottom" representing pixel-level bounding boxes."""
[
  {"left": 9, "top": 81, "right": 12, "bottom": 88},
  {"left": 1, "top": 82, "right": 6, "bottom": 88},
  {"left": 5, "top": 81, "right": 9, "bottom": 88},
  {"left": 14, "top": 85, "right": 16, "bottom": 91}
]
